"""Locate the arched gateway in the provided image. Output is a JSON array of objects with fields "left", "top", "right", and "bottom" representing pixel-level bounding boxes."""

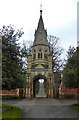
[{"left": 25, "top": 7, "right": 55, "bottom": 99}]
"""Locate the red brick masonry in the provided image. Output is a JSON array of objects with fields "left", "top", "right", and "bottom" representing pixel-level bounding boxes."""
[
  {"left": 59, "top": 87, "right": 79, "bottom": 94},
  {"left": 0, "top": 89, "right": 18, "bottom": 95},
  {"left": 0, "top": 88, "right": 79, "bottom": 96}
]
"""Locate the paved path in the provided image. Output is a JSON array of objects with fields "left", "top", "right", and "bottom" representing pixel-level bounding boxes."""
[{"left": 2, "top": 98, "right": 78, "bottom": 118}]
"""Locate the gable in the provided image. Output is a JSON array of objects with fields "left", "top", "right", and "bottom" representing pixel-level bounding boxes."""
[{"left": 36, "top": 64, "right": 44, "bottom": 69}]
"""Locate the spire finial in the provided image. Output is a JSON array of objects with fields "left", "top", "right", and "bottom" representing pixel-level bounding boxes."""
[
  {"left": 40, "top": 3, "right": 42, "bottom": 10},
  {"left": 40, "top": 2, "right": 42, "bottom": 16}
]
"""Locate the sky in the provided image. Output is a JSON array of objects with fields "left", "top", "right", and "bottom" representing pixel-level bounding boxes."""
[
  {"left": 0, "top": 0, "right": 78, "bottom": 57},
  {"left": 77, "top": 1, "right": 79, "bottom": 47}
]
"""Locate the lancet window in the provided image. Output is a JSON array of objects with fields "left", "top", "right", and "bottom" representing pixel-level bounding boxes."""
[
  {"left": 33, "top": 49, "right": 36, "bottom": 59},
  {"left": 38, "top": 48, "right": 42, "bottom": 59},
  {"left": 44, "top": 49, "right": 48, "bottom": 59},
  {"left": 33, "top": 54, "right": 36, "bottom": 59}
]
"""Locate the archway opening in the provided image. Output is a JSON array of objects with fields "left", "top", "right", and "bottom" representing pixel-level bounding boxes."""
[{"left": 33, "top": 75, "right": 47, "bottom": 98}]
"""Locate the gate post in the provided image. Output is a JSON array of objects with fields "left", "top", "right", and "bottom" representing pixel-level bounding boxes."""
[
  {"left": 25, "top": 75, "right": 32, "bottom": 99},
  {"left": 47, "top": 76, "right": 54, "bottom": 98}
]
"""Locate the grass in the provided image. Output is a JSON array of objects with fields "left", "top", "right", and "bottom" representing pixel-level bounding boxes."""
[
  {"left": 0, "top": 104, "right": 2, "bottom": 119},
  {"left": 2, "top": 94, "right": 20, "bottom": 99},
  {"left": 0, "top": 104, "right": 22, "bottom": 119},
  {"left": 69, "top": 103, "right": 79, "bottom": 112}
]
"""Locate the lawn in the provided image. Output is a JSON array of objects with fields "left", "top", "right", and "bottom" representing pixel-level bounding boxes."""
[
  {"left": 0, "top": 104, "right": 22, "bottom": 119},
  {"left": 70, "top": 103, "right": 79, "bottom": 112}
]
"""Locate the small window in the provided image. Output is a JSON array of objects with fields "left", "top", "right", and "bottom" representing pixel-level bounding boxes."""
[
  {"left": 34, "top": 49, "right": 36, "bottom": 52},
  {"left": 45, "top": 49, "right": 47, "bottom": 52},
  {"left": 41, "top": 53, "right": 42, "bottom": 58},
  {"left": 39, "top": 48, "right": 42, "bottom": 52},
  {"left": 33, "top": 54, "right": 36, "bottom": 59},
  {"left": 50, "top": 77, "right": 52, "bottom": 82}
]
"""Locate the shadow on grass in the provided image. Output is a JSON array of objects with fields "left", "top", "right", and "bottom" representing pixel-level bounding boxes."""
[
  {"left": 0, "top": 104, "right": 22, "bottom": 119},
  {"left": 69, "top": 103, "right": 79, "bottom": 112}
]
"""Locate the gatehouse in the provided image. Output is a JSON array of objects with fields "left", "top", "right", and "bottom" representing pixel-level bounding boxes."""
[{"left": 25, "top": 7, "right": 55, "bottom": 99}]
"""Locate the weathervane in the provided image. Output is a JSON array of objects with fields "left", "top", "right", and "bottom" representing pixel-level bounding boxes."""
[
  {"left": 40, "top": 2, "right": 42, "bottom": 10},
  {"left": 40, "top": 2, "right": 42, "bottom": 16}
]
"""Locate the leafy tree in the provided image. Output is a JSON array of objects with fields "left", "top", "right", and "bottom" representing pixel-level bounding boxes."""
[
  {"left": 62, "top": 46, "right": 79, "bottom": 88},
  {"left": 0, "top": 37, "right": 2, "bottom": 89},
  {"left": 48, "top": 35, "right": 64, "bottom": 72},
  {"left": 0, "top": 25, "right": 26, "bottom": 90}
]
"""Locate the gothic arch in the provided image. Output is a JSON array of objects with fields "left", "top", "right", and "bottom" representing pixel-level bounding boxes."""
[{"left": 33, "top": 74, "right": 47, "bottom": 98}]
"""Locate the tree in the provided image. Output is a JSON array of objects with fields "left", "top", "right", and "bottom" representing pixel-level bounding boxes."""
[
  {"left": 21, "top": 42, "right": 28, "bottom": 71},
  {"left": 0, "top": 25, "right": 26, "bottom": 90},
  {"left": 48, "top": 35, "right": 64, "bottom": 72},
  {"left": 23, "top": 35, "right": 64, "bottom": 72},
  {"left": 62, "top": 46, "right": 78, "bottom": 88},
  {"left": 0, "top": 37, "right": 2, "bottom": 89}
]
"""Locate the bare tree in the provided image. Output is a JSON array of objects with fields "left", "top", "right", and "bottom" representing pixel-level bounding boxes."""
[
  {"left": 48, "top": 35, "right": 64, "bottom": 72},
  {"left": 23, "top": 35, "right": 64, "bottom": 72}
]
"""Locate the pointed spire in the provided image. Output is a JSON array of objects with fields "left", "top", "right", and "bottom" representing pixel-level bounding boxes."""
[
  {"left": 33, "top": 4, "right": 48, "bottom": 46},
  {"left": 37, "top": 3, "right": 44, "bottom": 29}
]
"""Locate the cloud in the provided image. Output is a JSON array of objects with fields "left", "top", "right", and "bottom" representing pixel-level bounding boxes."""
[
  {"left": 77, "top": 1, "right": 79, "bottom": 46},
  {"left": 0, "top": 0, "right": 78, "bottom": 52}
]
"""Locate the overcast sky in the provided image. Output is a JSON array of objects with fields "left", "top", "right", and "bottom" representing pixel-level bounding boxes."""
[{"left": 0, "top": 0, "right": 78, "bottom": 56}]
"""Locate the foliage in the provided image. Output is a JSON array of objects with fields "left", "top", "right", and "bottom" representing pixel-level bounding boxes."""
[
  {"left": 48, "top": 35, "right": 64, "bottom": 72},
  {"left": 69, "top": 103, "right": 79, "bottom": 112},
  {"left": 2, "top": 94, "right": 20, "bottom": 99},
  {"left": 62, "top": 46, "right": 79, "bottom": 88},
  {"left": 0, "top": 37, "right": 2, "bottom": 90},
  {"left": 2, "top": 104, "right": 22, "bottom": 119},
  {"left": 0, "top": 25, "right": 26, "bottom": 90}
]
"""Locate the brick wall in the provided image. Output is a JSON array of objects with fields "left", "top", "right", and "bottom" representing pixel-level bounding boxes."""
[
  {"left": 59, "top": 82, "right": 79, "bottom": 98},
  {"left": 60, "top": 88, "right": 79, "bottom": 94},
  {"left": 0, "top": 89, "right": 18, "bottom": 95}
]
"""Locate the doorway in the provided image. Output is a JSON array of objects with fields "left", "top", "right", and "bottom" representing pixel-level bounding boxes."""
[{"left": 33, "top": 74, "right": 47, "bottom": 98}]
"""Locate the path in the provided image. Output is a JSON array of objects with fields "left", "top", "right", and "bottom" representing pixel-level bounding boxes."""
[{"left": 2, "top": 98, "right": 78, "bottom": 118}]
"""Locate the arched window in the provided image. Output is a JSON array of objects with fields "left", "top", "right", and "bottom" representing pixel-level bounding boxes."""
[
  {"left": 38, "top": 53, "right": 42, "bottom": 59},
  {"left": 38, "top": 53, "right": 40, "bottom": 58},
  {"left": 41, "top": 53, "right": 42, "bottom": 58},
  {"left": 33, "top": 54, "right": 36, "bottom": 59},
  {"left": 38, "top": 49, "right": 42, "bottom": 59}
]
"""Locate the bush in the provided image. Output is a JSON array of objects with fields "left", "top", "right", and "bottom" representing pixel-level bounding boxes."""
[
  {"left": 59, "top": 94, "right": 75, "bottom": 99},
  {"left": 2, "top": 94, "right": 20, "bottom": 99},
  {"left": 64, "top": 94, "right": 75, "bottom": 99},
  {"left": 70, "top": 103, "right": 79, "bottom": 112}
]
